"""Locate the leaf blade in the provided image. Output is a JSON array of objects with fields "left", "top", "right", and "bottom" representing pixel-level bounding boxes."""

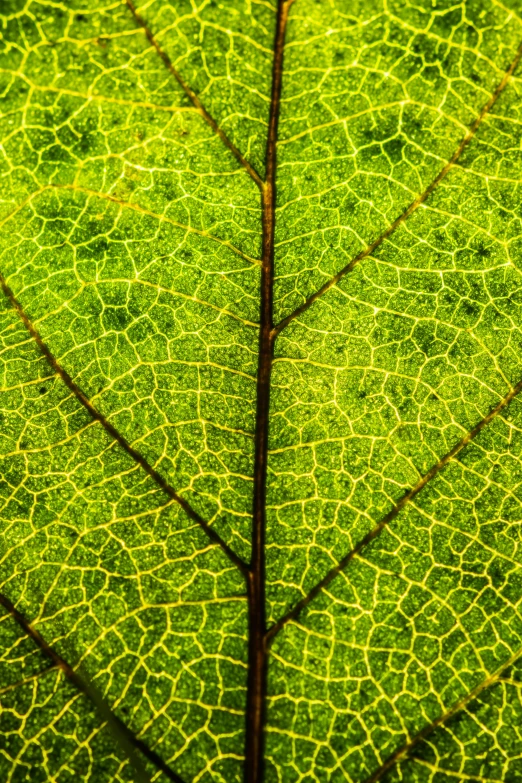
[{"left": 3, "top": 1, "right": 522, "bottom": 781}]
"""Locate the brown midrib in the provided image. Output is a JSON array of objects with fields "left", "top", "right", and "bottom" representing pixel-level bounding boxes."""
[
  {"left": 0, "top": 274, "right": 249, "bottom": 577},
  {"left": 244, "top": 2, "right": 294, "bottom": 782},
  {"left": 0, "top": 592, "right": 186, "bottom": 783}
]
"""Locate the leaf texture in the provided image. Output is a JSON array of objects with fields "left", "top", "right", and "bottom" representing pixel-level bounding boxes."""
[{"left": 1, "top": 1, "right": 522, "bottom": 782}]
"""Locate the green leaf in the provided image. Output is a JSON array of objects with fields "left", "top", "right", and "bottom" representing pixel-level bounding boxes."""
[{"left": 1, "top": 1, "right": 522, "bottom": 782}]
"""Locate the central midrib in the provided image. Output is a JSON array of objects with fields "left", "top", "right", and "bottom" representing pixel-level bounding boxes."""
[{"left": 244, "top": 2, "right": 294, "bottom": 781}]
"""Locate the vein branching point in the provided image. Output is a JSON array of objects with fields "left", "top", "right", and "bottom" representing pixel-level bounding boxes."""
[
  {"left": 245, "top": 4, "right": 294, "bottom": 781},
  {"left": 2, "top": 1, "right": 522, "bottom": 781}
]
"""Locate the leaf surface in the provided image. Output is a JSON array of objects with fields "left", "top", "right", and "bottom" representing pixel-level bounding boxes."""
[{"left": 1, "top": 1, "right": 522, "bottom": 782}]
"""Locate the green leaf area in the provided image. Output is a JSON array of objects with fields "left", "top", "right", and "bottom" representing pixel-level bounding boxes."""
[{"left": 2, "top": 1, "right": 522, "bottom": 781}]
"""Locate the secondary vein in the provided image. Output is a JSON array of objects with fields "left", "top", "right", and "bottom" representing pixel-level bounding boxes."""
[
  {"left": 266, "top": 369, "right": 522, "bottom": 641},
  {"left": 0, "top": 184, "right": 260, "bottom": 266},
  {"left": 0, "top": 593, "right": 186, "bottom": 783},
  {"left": 271, "top": 39, "right": 522, "bottom": 338},
  {"left": 0, "top": 273, "right": 250, "bottom": 578},
  {"left": 362, "top": 644, "right": 522, "bottom": 783},
  {"left": 125, "top": 0, "right": 264, "bottom": 190}
]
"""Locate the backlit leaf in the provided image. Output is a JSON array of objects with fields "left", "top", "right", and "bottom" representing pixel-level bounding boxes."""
[{"left": 1, "top": 1, "right": 522, "bottom": 781}]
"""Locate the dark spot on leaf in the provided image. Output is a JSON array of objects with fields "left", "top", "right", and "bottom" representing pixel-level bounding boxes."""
[
  {"left": 104, "top": 307, "right": 132, "bottom": 331},
  {"left": 462, "top": 300, "right": 479, "bottom": 316},
  {"left": 476, "top": 245, "right": 491, "bottom": 258}
]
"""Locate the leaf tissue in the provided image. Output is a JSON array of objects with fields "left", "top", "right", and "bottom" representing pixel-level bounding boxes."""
[{"left": 2, "top": 0, "right": 522, "bottom": 781}]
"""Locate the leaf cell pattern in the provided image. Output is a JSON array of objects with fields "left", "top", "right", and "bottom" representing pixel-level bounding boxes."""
[{"left": 1, "top": 1, "right": 522, "bottom": 782}]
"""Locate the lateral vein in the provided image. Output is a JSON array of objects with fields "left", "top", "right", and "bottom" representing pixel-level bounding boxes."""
[
  {"left": 0, "top": 275, "right": 250, "bottom": 577},
  {"left": 266, "top": 370, "right": 522, "bottom": 641},
  {"left": 0, "top": 593, "right": 187, "bottom": 783},
  {"left": 272, "top": 39, "right": 522, "bottom": 338},
  {"left": 0, "top": 184, "right": 260, "bottom": 266},
  {"left": 125, "top": 0, "right": 264, "bottom": 190},
  {"left": 362, "top": 644, "right": 522, "bottom": 783}
]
